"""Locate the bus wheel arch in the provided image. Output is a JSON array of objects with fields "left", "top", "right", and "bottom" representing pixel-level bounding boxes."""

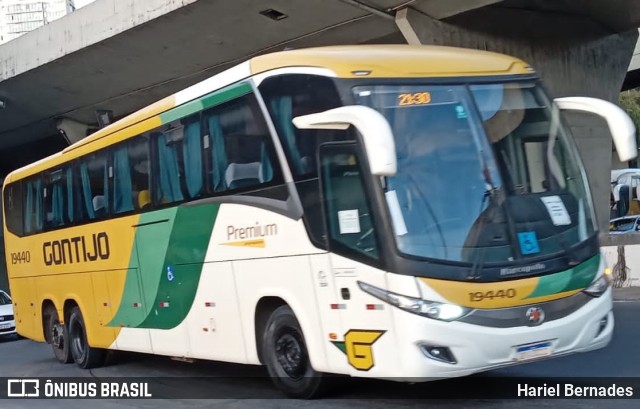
[
  {"left": 42, "top": 300, "right": 72, "bottom": 364},
  {"left": 258, "top": 301, "right": 327, "bottom": 398},
  {"left": 41, "top": 300, "right": 56, "bottom": 343},
  {"left": 255, "top": 296, "right": 288, "bottom": 364}
]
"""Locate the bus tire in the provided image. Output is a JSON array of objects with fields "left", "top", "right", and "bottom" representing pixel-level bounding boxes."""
[
  {"left": 47, "top": 307, "right": 72, "bottom": 364},
  {"left": 67, "top": 306, "right": 105, "bottom": 369},
  {"left": 262, "top": 305, "right": 326, "bottom": 399}
]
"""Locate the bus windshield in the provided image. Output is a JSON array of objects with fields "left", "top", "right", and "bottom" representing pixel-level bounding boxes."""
[{"left": 353, "top": 82, "right": 596, "bottom": 265}]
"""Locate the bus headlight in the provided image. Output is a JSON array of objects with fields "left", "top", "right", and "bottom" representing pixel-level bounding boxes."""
[
  {"left": 358, "top": 281, "right": 471, "bottom": 321},
  {"left": 583, "top": 274, "right": 610, "bottom": 298}
]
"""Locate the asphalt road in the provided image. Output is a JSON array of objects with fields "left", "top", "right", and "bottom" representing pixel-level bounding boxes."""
[{"left": 0, "top": 301, "right": 638, "bottom": 409}]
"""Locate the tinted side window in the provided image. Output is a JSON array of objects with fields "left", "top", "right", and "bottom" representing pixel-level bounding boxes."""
[
  {"left": 43, "top": 169, "right": 68, "bottom": 229},
  {"left": 203, "top": 93, "right": 282, "bottom": 193},
  {"left": 113, "top": 136, "right": 151, "bottom": 213},
  {"left": 79, "top": 153, "right": 109, "bottom": 220},
  {"left": 3, "top": 182, "right": 23, "bottom": 236},
  {"left": 321, "top": 145, "right": 379, "bottom": 260},
  {"left": 23, "top": 177, "right": 42, "bottom": 234},
  {"left": 153, "top": 113, "right": 204, "bottom": 206},
  {"left": 260, "top": 74, "right": 351, "bottom": 180}
]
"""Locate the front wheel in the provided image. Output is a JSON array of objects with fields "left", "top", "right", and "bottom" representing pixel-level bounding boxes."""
[
  {"left": 67, "top": 306, "right": 105, "bottom": 369},
  {"left": 262, "top": 305, "right": 327, "bottom": 399}
]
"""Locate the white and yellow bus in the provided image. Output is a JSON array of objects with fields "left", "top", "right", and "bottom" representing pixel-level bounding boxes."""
[{"left": 2, "top": 45, "right": 636, "bottom": 398}]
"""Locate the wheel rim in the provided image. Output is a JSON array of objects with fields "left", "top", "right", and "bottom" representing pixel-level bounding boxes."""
[
  {"left": 51, "top": 322, "right": 64, "bottom": 350},
  {"left": 274, "top": 329, "right": 307, "bottom": 379},
  {"left": 69, "top": 320, "right": 86, "bottom": 362}
]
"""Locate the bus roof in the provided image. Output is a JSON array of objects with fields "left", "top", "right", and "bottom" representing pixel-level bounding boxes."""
[
  {"left": 5, "top": 45, "right": 533, "bottom": 183},
  {"left": 250, "top": 45, "right": 532, "bottom": 79}
]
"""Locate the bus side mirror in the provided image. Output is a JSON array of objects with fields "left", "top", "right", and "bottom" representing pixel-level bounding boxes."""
[
  {"left": 292, "top": 105, "right": 397, "bottom": 176},
  {"left": 554, "top": 97, "right": 637, "bottom": 162}
]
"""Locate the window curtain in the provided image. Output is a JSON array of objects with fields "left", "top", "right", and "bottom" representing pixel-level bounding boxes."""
[
  {"left": 66, "top": 168, "right": 74, "bottom": 222},
  {"left": 103, "top": 161, "right": 110, "bottom": 215},
  {"left": 208, "top": 116, "right": 227, "bottom": 192},
  {"left": 261, "top": 143, "right": 273, "bottom": 183},
  {"left": 113, "top": 147, "right": 133, "bottom": 213},
  {"left": 35, "top": 178, "right": 43, "bottom": 231},
  {"left": 158, "top": 134, "right": 183, "bottom": 203},
  {"left": 52, "top": 184, "right": 64, "bottom": 226},
  {"left": 80, "top": 163, "right": 95, "bottom": 219},
  {"left": 183, "top": 121, "right": 203, "bottom": 198},
  {"left": 24, "top": 182, "right": 33, "bottom": 233},
  {"left": 271, "top": 97, "right": 303, "bottom": 174}
]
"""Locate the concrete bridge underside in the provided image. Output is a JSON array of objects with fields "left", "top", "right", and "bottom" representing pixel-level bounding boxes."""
[{"left": 0, "top": 0, "right": 640, "bottom": 239}]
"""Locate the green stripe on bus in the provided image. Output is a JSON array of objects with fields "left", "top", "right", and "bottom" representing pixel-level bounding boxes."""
[
  {"left": 108, "top": 208, "right": 177, "bottom": 328},
  {"left": 201, "top": 82, "right": 252, "bottom": 110},
  {"left": 560, "top": 254, "right": 601, "bottom": 291},
  {"left": 134, "top": 209, "right": 179, "bottom": 312},
  {"left": 525, "top": 254, "right": 600, "bottom": 299},
  {"left": 137, "top": 203, "right": 220, "bottom": 329},
  {"left": 159, "top": 82, "right": 252, "bottom": 124}
]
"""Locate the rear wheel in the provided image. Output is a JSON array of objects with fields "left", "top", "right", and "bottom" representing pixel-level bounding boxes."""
[
  {"left": 67, "top": 306, "right": 105, "bottom": 369},
  {"left": 262, "top": 305, "right": 327, "bottom": 399},
  {"left": 46, "top": 307, "right": 72, "bottom": 364}
]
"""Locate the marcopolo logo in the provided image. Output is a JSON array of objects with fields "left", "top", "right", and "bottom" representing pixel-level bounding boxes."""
[{"left": 500, "top": 263, "right": 546, "bottom": 276}]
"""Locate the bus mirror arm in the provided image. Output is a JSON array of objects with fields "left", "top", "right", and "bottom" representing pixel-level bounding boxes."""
[
  {"left": 292, "top": 105, "right": 397, "bottom": 176},
  {"left": 554, "top": 97, "right": 638, "bottom": 162}
]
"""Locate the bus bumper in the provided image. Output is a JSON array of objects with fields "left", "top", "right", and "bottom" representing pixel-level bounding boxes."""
[{"left": 386, "top": 287, "right": 613, "bottom": 379}]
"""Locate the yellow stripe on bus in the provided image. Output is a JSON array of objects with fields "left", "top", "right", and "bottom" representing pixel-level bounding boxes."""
[{"left": 420, "top": 277, "right": 542, "bottom": 309}]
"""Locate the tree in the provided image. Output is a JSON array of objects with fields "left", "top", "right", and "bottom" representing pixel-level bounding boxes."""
[{"left": 619, "top": 90, "right": 640, "bottom": 167}]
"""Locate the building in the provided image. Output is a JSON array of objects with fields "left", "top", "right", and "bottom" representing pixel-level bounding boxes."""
[{"left": 0, "top": 0, "right": 75, "bottom": 45}]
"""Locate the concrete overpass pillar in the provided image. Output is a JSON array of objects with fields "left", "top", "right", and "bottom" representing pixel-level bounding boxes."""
[{"left": 396, "top": 8, "right": 639, "bottom": 242}]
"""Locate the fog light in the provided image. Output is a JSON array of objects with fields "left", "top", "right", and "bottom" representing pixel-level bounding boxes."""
[
  {"left": 596, "top": 315, "right": 608, "bottom": 337},
  {"left": 420, "top": 345, "right": 457, "bottom": 364}
]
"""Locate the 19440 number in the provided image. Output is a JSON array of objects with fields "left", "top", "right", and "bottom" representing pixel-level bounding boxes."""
[
  {"left": 10, "top": 251, "right": 31, "bottom": 265},
  {"left": 469, "top": 288, "right": 516, "bottom": 302}
]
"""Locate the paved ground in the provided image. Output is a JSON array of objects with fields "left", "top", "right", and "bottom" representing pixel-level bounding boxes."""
[
  {"left": 613, "top": 286, "right": 640, "bottom": 301},
  {"left": 0, "top": 301, "right": 638, "bottom": 408}
]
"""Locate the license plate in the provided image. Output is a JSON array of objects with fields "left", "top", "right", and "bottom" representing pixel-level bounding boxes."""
[
  {"left": 0, "top": 323, "right": 11, "bottom": 330},
  {"left": 514, "top": 341, "right": 552, "bottom": 362}
]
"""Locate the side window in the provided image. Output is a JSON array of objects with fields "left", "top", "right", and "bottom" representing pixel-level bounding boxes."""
[
  {"left": 23, "top": 177, "right": 42, "bottom": 234},
  {"left": 320, "top": 144, "right": 379, "bottom": 259},
  {"left": 113, "top": 136, "right": 151, "bottom": 213},
  {"left": 153, "top": 114, "right": 203, "bottom": 206},
  {"left": 43, "top": 169, "right": 68, "bottom": 228},
  {"left": 79, "top": 152, "right": 109, "bottom": 220},
  {"left": 203, "top": 93, "right": 281, "bottom": 193},
  {"left": 3, "top": 182, "right": 23, "bottom": 236},
  {"left": 260, "top": 74, "right": 351, "bottom": 180}
]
